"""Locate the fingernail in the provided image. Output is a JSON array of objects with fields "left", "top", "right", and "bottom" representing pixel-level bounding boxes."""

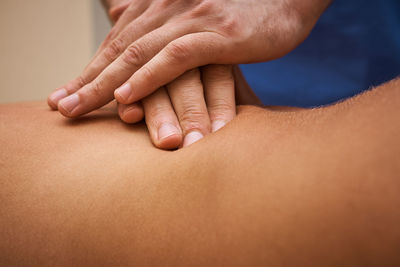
[
  {"left": 212, "top": 120, "right": 226, "bottom": 132},
  {"left": 158, "top": 123, "right": 180, "bottom": 141},
  {"left": 49, "top": 88, "right": 68, "bottom": 105},
  {"left": 59, "top": 93, "right": 79, "bottom": 114},
  {"left": 115, "top": 83, "right": 132, "bottom": 101},
  {"left": 183, "top": 131, "right": 204, "bottom": 147}
]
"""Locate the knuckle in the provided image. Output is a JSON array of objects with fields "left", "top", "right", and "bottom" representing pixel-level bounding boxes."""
[
  {"left": 185, "top": 68, "right": 201, "bottom": 80},
  {"left": 122, "top": 44, "right": 145, "bottom": 68},
  {"left": 207, "top": 78, "right": 234, "bottom": 91},
  {"left": 189, "top": 0, "right": 216, "bottom": 18},
  {"left": 209, "top": 98, "right": 235, "bottom": 115},
  {"left": 147, "top": 106, "right": 169, "bottom": 119},
  {"left": 166, "top": 41, "right": 191, "bottom": 64},
  {"left": 139, "top": 65, "right": 154, "bottom": 81},
  {"left": 174, "top": 68, "right": 202, "bottom": 85},
  {"left": 74, "top": 75, "right": 88, "bottom": 90},
  {"left": 179, "top": 107, "right": 210, "bottom": 133},
  {"left": 187, "top": 1, "right": 240, "bottom": 36},
  {"left": 203, "top": 65, "right": 233, "bottom": 82},
  {"left": 146, "top": 106, "right": 173, "bottom": 125},
  {"left": 218, "top": 14, "right": 240, "bottom": 36},
  {"left": 182, "top": 121, "right": 210, "bottom": 135},
  {"left": 104, "top": 38, "right": 124, "bottom": 63},
  {"left": 89, "top": 79, "right": 105, "bottom": 100},
  {"left": 104, "top": 28, "right": 118, "bottom": 44}
]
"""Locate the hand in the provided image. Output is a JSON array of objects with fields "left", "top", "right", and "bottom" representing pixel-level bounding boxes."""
[
  {"left": 47, "top": 0, "right": 131, "bottom": 109},
  {"left": 101, "top": 0, "right": 132, "bottom": 24},
  {"left": 48, "top": 0, "right": 330, "bottom": 118},
  {"left": 117, "top": 65, "right": 261, "bottom": 149},
  {"left": 118, "top": 65, "right": 239, "bottom": 149}
]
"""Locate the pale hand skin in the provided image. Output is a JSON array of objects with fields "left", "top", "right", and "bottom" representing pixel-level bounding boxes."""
[
  {"left": 49, "top": 0, "right": 243, "bottom": 149},
  {"left": 119, "top": 63, "right": 260, "bottom": 149},
  {"left": 116, "top": 64, "right": 259, "bottom": 149},
  {"left": 48, "top": 0, "right": 331, "bottom": 125},
  {"left": 100, "top": 0, "right": 131, "bottom": 23},
  {"left": 119, "top": 65, "right": 239, "bottom": 149},
  {"left": 1, "top": 78, "right": 400, "bottom": 266}
]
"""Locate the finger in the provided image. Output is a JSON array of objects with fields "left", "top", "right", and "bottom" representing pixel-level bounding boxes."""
[
  {"left": 82, "top": 3, "right": 172, "bottom": 84},
  {"left": 92, "top": 1, "right": 149, "bottom": 60},
  {"left": 47, "top": 1, "right": 150, "bottom": 110},
  {"left": 48, "top": 87, "right": 68, "bottom": 110},
  {"left": 118, "top": 102, "right": 144, "bottom": 124},
  {"left": 167, "top": 69, "right": 211, "bottom": 147},
  {"left": 202, "top": 65, "right": 236, "bottom": 132},
  {"left": 115, "top": 31, "right": 228, "bottom": 104},
  {"left": 142, "top": 88, "right": 182, "bottom": 150},
  {"left": 58, "top": 23, "right": 191, "bottom": 118}
]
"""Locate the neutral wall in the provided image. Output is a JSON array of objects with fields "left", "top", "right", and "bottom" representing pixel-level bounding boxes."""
[{"left": 0, "top": 0, "right": 111, "bottom": 103}]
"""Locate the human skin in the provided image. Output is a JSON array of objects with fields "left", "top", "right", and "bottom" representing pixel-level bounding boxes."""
[
  {"left": 100, "top": 0, "right": 131, "bottom": 23},
  {"left": 49, "top": 0, "right": 239, "bottom": 149},
  {"left": 49, "top": 0, "right": 332, "bottom": 119},
  {"left": 1, "top": 78, "right": 399, "bottom": 266},
  {"left": 119, "top": 65, "right": 238, "bottom": 149},
  {"left": 122, "top": 65, "right": 259, "bottom": 149}
]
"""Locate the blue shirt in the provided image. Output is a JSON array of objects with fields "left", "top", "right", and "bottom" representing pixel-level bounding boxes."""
[{"left": 240, "top": 0, "right": 400, "bottom": 107}]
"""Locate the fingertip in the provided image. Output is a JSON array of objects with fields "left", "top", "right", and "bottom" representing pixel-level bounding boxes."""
[
  {"left": 211, "top": 120, "right": 227, "bottom": 132},
  {"left": 114, "top": 83, "right": 133, "bottom": 104},
  {"left": 57, "top": 93, "right": 80, "bottom": 118},
  {"left": 57, "top": 105, "right": 74, "bottom": 118},
  {"left": 47, "top": 97, "right": 58, "bottom": 110},
  {"left": 48, "top": 88, "right": 68, "bottom": 110},
  {"left": 157, "top": 133, "right": 182, "bottom": 150},
  {"left": 156, "top": 122, "right": 182, "bottom": 150},
  {"left": 119, "top": 104, "right": 144, "bottom": 124},
  {"left": 182, "top": 131, "right": 204, "bottom": 147}
]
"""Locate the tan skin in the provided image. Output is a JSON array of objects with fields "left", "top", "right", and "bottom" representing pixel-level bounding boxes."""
[
  {"left": 50, "top": 1, "right": 240, "bottom": 150},
  {"left": 48, "top": 0, "right": 332, "bottom": 150},
  {"left": 1, "top": 78, "right": 399, "bottom": 266},
  {"left": 50, "top": 0, "right": 332, "bottom": 118}
]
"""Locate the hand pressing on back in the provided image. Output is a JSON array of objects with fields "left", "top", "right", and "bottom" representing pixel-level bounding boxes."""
[
  {"left": 117, "top": 64, "right": 262, "bottom": 149},
  {"left": 120, "top": 65, "right": 236, "bottom": 149},
  {"left": 50, "top": 0, "right": 254, "bottom": 149},
  {"left": 48, "top": 0, "right": 330, "bottom": 119}
]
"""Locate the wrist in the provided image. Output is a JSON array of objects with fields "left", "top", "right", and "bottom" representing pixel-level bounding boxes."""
[{"left": 276, "top": 0, "right": 331, "bottom": 52}]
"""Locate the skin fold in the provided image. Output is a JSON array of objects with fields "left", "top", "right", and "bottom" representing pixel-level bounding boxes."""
[{"left": 0, "top": 78, "right": 399, "bottom": 266}]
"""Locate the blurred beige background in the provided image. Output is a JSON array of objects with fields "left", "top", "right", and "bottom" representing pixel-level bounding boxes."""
[{"left": 0, "top": 0, "right": 111, "bottom": 103}]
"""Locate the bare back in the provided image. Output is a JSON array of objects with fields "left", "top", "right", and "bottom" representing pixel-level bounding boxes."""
[{"left": 1, "top": 79, "right": 399, "bottom": 266}]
